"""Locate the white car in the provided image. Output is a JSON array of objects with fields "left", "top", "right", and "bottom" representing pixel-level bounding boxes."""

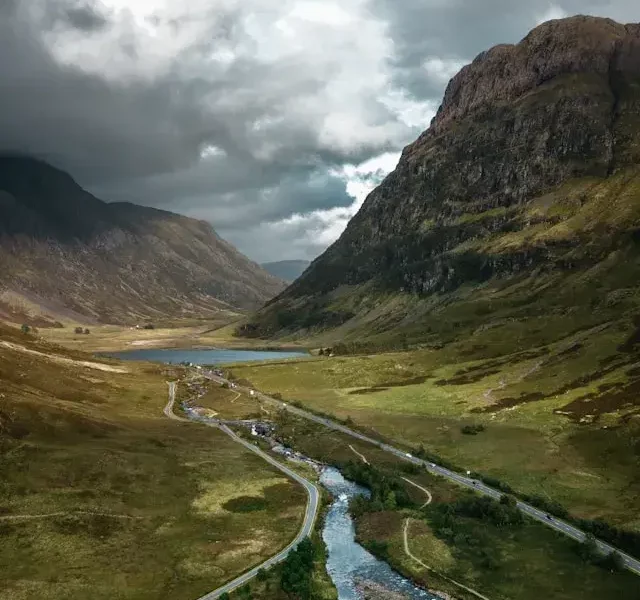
[{"left": 405, "top": 453, "right": 412, "bottom": 458}]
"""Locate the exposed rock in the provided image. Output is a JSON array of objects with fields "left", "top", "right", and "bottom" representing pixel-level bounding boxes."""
[{"left": 242, "top": 16, "right": 640, "bottom": 347}]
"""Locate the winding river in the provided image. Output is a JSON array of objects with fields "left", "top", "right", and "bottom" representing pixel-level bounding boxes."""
[
  {"left": 320, "top": 467, "right": 438, "bottom": 600},
  {"left": 115, "top": 347, "right": 436, "bottom": 599}
]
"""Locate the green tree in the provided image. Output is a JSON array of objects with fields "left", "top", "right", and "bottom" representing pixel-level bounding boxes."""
[
  {"left": 21, "top": 324, "right": 30, "bottom": 334},
  {"left": 383, "top": 490, "right": 397, "bottom": 510}
]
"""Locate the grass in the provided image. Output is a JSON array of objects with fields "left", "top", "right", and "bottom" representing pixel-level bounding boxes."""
[
  {"left": 230, "top": 324, "right": 640, "bottom": 531},
  {"left": 36, "top": 320, "right": 309, "bottom": 354},
  {"left": 0, "top": 323, "right": 307, "bottom": 600},
  {"left": 269, "top": 411, "right": 639, "bottom": 600}
]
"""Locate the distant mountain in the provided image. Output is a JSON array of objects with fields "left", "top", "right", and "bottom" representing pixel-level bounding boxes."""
[
  {"left": 0, "top": 156, "right": 285, "bottom": 325},
  {"left": 261, "top": 260, "right": 311, "bottom": 282},
  {"left": 241, "top": 16, "right": 640, "bottom": 350}
]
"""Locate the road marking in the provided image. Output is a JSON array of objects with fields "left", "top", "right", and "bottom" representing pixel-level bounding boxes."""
[{"left": 401, "top": 477, "right": 432, "bottom": 508}]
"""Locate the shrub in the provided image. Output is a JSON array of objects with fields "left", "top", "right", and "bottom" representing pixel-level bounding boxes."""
[
  {"left": 74, "top": 327, "right": 84, "bottom": 335},
  {"left": 461, "top": 424, "right": 485, "bottom": 435}
]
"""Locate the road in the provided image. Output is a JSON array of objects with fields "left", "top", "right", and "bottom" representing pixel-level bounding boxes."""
[
  {"left": 163, "top": 382, "right": 320, "bottom": 599},
  {"left": 203, "top": 371, "right": 640, "bottom": 576}
]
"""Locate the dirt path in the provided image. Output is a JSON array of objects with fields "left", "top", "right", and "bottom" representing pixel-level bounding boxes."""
[
  {"left": 164, "top": 381, "right": 189, "bottom": 422},
  {"left": 403, "top": 519, "right": 491, "bottom": 600},
  {"left": 230, "top": 391, "right": 241, "bottom": 404},
  {"left": 349, "top": 444, "right": 370, "bottom": 465},
  {"left": 0, "top": 511, "right": 143, "bottom": 521},
  {"left": 401, "top": 477, "right": 432, "bottom": 508},
  {"left": 0, "top": 340, "right": 128, "bottom": 373}
]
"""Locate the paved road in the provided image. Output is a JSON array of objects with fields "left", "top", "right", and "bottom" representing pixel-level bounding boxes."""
[
  {"left": 163, "top": 382, "right": 320, "bottom": 599},
  {"left": 203, "top": 371, "right": 640, "bottom": 576}
]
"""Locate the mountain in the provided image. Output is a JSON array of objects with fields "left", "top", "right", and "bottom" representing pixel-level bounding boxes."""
[
  {"left": 241, "top": 16, "right": 640, "bottom": 351},
  {"left": 261, "top": 260, "right": 311, "bottom": 282},
  {"left": 0, "top": 156, "right": 285, "bottom": 325}
]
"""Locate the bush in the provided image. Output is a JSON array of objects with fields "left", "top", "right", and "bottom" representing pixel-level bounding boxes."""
[
  {"left": 461, "top": 424, "right": 485, "bottom": 435},
  {"left": 84, "top": 328, "right": 91, "bottom": 335},
  {"left": 20, "top": 324, "right": 30, "bottom": 334},
  {"left": 144, "top": 323, "right": 155, "bottom": 330},
  {"left": 74, "top": 327, "right": 84, "bottom": 335}
]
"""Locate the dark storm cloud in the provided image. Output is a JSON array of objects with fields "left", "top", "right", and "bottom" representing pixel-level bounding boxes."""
[
  {"left": 62, "top": 5, "right": 110, "bottom": 32},
  {"left": 0, "top": 0, "right": 639, "bottom": 261},
  {"left": 376, "top": 0, "right": 640, "bottom": 99}
]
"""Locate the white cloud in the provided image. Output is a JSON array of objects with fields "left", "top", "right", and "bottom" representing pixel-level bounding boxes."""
[{"left": 536, "top": 4, "right": 568, "bottom": 25}]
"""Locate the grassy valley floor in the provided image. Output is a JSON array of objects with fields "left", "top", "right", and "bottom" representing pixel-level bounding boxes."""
[
  {"left": 228, "top": 323, "right": 640, "bottom": 533},
  {"left": 268, "top": 412, "right": 640, "bottom": 600},
  {"left": 0, "top": 324, "right": 307, "bottom": 600}
]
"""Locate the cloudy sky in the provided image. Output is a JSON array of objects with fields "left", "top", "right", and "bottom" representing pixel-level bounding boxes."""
[{"left": 1, "top": 1, "right": 639, "bottom": 262}]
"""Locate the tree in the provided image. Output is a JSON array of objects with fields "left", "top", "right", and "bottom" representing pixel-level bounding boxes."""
[
  {"left": 500, "top": 494, "right": 517, "bottom": 508},
  {"left": 74, "top": 327, "right": 84, "bottom": 334},
  {"left": 383, "top": 490, "right": 397, "bottom": 511},
  {"left": 20, "top": 324, "right": 30, "bottom": 334},
  {"left": 219, "top": 594, "right": 229, "bottom": 600},
  {"left": 257, "top": 568, "right": 268, "bottom": 582},
  {"left": 84, "top": 328, "right": 91, "bottom": 335}
]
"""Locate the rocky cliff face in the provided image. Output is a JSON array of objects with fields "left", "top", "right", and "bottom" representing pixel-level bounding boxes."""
[
  {"left": 242, "top": 16, "right": 640, "bottom": 346},
  {"left": 0, "top": 156, "right": 284, "bottom": 324}
]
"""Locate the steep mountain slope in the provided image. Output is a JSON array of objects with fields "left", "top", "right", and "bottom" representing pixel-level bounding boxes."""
[
  {"left": 242, "top": 16, "right": 640, "bottom": 353},
  {"left": 0, "top": 156, "right": 285, "bottom": 324},
  {"left": 261, "top": 260, "right": 311, "bottom": 282}
]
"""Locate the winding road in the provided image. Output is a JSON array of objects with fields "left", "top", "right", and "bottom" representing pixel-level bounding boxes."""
[
  {"left": 163, "top": 382, "right": 320, "bottom": 599},
  {"left": 203, "top": 372, "right": 640, "bottom": 577}
]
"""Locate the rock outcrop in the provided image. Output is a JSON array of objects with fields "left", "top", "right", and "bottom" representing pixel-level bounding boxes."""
[{"left": 242, "top": 16, "right": 640, "bottom": 347}]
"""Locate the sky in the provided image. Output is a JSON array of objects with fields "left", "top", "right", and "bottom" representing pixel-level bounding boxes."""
[{"left": 1, "top": 1, "right": 639, "bottom": 262}]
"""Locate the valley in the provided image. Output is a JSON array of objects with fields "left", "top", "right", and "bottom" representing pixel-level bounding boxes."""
[
  {"left": 3, "top": 11, "right": 640, "bottom": 600},
  {"left": 0, "top": 324, "right": 307, "bottom": 600}
]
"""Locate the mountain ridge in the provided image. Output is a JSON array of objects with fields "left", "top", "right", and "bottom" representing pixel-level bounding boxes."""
[
  {"left": 241, "top": 16, "right": 640, "bottom": 351},
  {"left": 0, "top": 156, "right": 285, "bottom": 325}
]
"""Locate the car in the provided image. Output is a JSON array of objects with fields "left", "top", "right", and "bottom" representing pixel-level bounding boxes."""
[
  {"left": 472, "top": 481, "right": 477, "bottom": 486},
  {"left": 282, "top": 402, "right": 287, "bottom": 407},
  {"left": 430, "top": 463, "right": 435, "bottom": 467},
  {"left": 405, "top": 453, "right": 412, "bottom": 458},
  {"left": 546, "top": 514, "right": 552, "bottom": 520}
]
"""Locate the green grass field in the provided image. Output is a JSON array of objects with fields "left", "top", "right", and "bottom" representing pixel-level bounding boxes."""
[
  {"left": 270, "top": 411, "right": 640, "bottom": 600},
  {"left": 0, "top": 324, "right": 307, "bottom": 600},
  {"left": 230, "top": 323, "right": 640, "bottom": 531}
]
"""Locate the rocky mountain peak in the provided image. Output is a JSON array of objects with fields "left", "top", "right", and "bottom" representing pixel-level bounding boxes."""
[
  {"left": 242, "top": 16, "right": 640, "bottom": 345},
  {"left": 417, "top": 16, "right": 640, "bottom": 143}
]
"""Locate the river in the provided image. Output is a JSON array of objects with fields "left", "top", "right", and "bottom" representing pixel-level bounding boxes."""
[
  {"left": 124, "top": 347, "right": 437, "bottom": 599},
  {"left": 320, "top": 467, "right": 439, "bottom": 600},
  {"left": 103, "top": 347, "right": 308, "bottom": 364}
]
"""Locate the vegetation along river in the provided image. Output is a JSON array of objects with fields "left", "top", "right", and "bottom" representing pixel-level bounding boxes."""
[
  {"left": 321, "top": 467, "right": 438, "bottom": 600},
  {"left": 114, "top": 348, "right": 436, "bottom": 599}
]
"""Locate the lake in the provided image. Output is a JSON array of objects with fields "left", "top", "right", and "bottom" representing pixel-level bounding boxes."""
[{"left": 104, "top": 347, "right": 308, "bottom": 365}]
